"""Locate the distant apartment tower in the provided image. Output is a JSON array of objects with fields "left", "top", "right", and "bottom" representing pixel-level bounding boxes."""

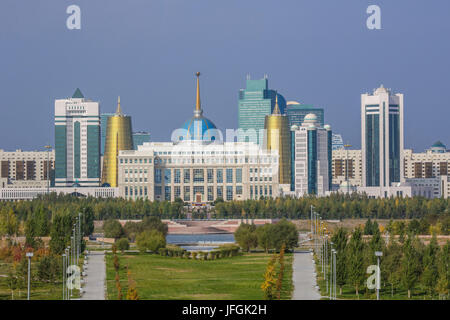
[
  {"left": 286, "top": 101, "right": 324, "bottom": 128},
  {"left": 291, "top": 114, "right": 332, "bottom": 196},
  {"left": 0, "top": 149, "right": 55, "bottom": 188},
  {"left": 332, "top": 149, "right": 362, "bottom": 187},
  {"left": 100, "top": 113, "right": 115, "bottom": 155},
  {"left": 54, "top": 88, "right": 101, "bottom": 187},
  {"left": 238, "top": 75, "right": 286, "bottom": 145},
  {"left": 361, "top": 85, "right": 404, "bottom": 187},
  {"left": 133, "top": 132, "right": 151, "bottom": 150},
  {"left": 403, "top": 141, "right": 449, "bottom": 179}
]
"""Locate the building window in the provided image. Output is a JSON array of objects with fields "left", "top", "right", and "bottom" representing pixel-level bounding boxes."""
[
  {"left": 250, "top": 186, "right": 253, "bottom": 198},
  {"left": 184, "top": 186, "right": 190, "bottom": 202},
  {"left": 236, "top": 185, "right": 243, "bottom": 195},
  {"left": 144, "top": 186, "right": 147, "bottom": 196},
  {"left": 155, "top": 186, "right": 162, "bottom": 196},
  {"left": 184, "top": 169, "right": 190, "bottom": 183},
  {"left": 226, "top": 168, "right": 233, "bottom": 183},
  {"left": 193, "top": 186, "right": 204, "bottom": 196},
  {"left": 207, "top": 186, "right": 213, "bottom": 201},
  {"left": 217, "top": 186, "right": 223, "bottom": 199},
  {"left": 155, "top": 169, "right": 162, "bottom": 184},
  {"left": 174, "top": 169, "right": 181, "bottom": 183},
  {"left": 216, "top": 169, "right": 223, "bottom": 183},
  {"left": 174, "top": 186, "right": 181, "bottom": 199},
  {"left": 226, "top": 186, "right": 233, "bottom": 200},
  {"left": 164, "top": 169, "right": 171, "bottom": 184},
  {"left": 125, "top": 186, "right": 128, "bottom": 196},
  {"left": 236, "top": 168, "right": 242, "bottom": 183},
  {"left": 207, "top": 169, "right": 214, "bottom": 183},
  {"left": 269, "top": 185, "right": 272, "bottom": 196},
  {"left": 165, "top": 186, "right": 171, "bottom": 201},
  {"left": 193, "top": 169, "right": 204, "bottom": 183}
]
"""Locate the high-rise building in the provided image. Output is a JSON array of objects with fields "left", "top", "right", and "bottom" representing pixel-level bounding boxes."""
[
  {"left": 290, "top": 114, "right": 332, "bottom": 196},
  {"left": 361, "top": 85, "right": 404, "bottom": 187},
  {"left": 100, "top": 113, "right": 115, "bottom": 155},
  {"left": 264, "top": 95, "right": 291, "bottom": 186},
  {"left": 332, "top": 149, "right": 362, "bottom": 188},
  {"left": 101, "top": 97, "right": 134, "bottom": 187},
  {"left": 286, "top": 101, "right": 324, "bottom": 128},
  {"left": 54, "top": 88, "right": 101, "bottom": 187},
  {"left": 238, "top": 76, "right": 286, "bottom": 145},
  {"left": 133, "top": 131, "right": 151, "bottom": 150},
  {"left": 332, "top": 134, "right": 345, "bottom": 150}
]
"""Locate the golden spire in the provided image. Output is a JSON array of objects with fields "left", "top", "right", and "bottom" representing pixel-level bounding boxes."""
[
  {"left": 273, "top": 94, "right": 281, "bottom": 115},
  {"left": 116, "top": 96, "right": 122, "bottom": 115},
  {"left": 195, "top": 72, "right": 201, "bottom": 112}
]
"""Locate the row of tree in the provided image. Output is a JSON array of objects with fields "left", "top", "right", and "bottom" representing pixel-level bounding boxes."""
[
  {"left": 234, "top": 219, "right": 298, "bottom": 252},
  {"left": 330, "top": 226, "right": 449, "bottom": 299}
]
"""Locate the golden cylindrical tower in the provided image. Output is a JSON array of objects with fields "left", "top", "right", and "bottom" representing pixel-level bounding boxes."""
[
  {"left": 264, "top": 95, "right": 291, "bottom": 185},
  {"left": 101, "top": 97, "right": 134, "bottom": 187}
]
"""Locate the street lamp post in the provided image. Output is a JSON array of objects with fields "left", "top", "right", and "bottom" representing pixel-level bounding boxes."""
[
  {"left": 44, "top": 145, "right": 52, "bottom": 194},
  {"left": 26, "top": 252, "right": 33, "bottom": 300},
  {"left": 375, "top": 251, "right": 383, "bottom": 300},
  {"left": 333, "top": 250, "right": 337, "bottom": 300},
  {"left": 329, "top": 244, "right": 334, "bottom": 300},
  {"left": 62, "top": 253, "right": 66, "bottom": 300}
]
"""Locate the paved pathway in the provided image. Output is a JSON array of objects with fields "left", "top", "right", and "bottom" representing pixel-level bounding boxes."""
[
  {"left": 81, "top": 251, "right": 106, "bottom": 300},
  {"left": 292, "top": 250, "right": 321, "bottom": 300}
]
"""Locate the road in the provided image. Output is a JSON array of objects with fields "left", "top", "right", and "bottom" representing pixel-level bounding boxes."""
[
  {"left": 292, "top": 250, "right": 321, "bottom": 300},
  {"left": 80, "top": 251, "right": 106, "bottom": 300}
]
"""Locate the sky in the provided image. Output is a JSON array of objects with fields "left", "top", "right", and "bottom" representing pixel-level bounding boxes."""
[{"left": 0, "top": 0, "right": 449, "bottom": 152}]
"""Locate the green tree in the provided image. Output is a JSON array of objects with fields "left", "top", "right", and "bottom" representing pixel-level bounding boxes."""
[
  {"left": 383, "top": 240, "right": 402, "bottom": 297},
  {"left": 401, "top": 235, "right": 422, "bottom": 299},
  {"left": 256, "top": 224, "right": 274, "bottom": 253},
  {"left": 103, "top": 219, "right": 124, "bottom": 239},
  {"left": 116, "top": 238, "right": 130, "bottom": 254},
  {"left": 421, "top": 234, "right": 439, "bottom": 298},
  {"left": 136, "top": 230, "right": 166, "bottom": 253},
  {"left": 331, "top": 227, "right": 348, "bottom": 295},
  {"left": 364, "top": 218, "right": 373, "bottom": 235},
  {"left": 234, "top": 223, "right": 258, "bottom": 252},
  {"left": 271, "top": 219, "right": 298, "bottom": 251},
  {"left": 347, "top": 227, "right": 365, "bottom": 297}
]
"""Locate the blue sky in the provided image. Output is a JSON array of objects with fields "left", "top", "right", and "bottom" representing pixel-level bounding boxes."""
[{"left": 0, "top": 0, "right": 449, "bottom": 152}]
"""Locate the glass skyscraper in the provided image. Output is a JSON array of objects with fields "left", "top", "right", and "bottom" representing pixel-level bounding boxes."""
[
  {"left": 132, "top": 131, "right": 151, "bottom": 150},
  {"left": 54, "top": 88, "right": 101, "bottom": 187},
  {"left": 286, "top": 101, "right": 324, "bottom": 128},
  {"left": 361, "top": 85, "right": 404, "bottom": 187},
  {"left": 100, "top": 113, "right": 115, "bottom": 155},
  {"left": 238, "top": 76, "right": 286, "bottom": 145}
]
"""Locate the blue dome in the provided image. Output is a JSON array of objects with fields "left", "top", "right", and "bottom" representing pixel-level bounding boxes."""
[{"left": 180, "top": 115, "right": 218, "bottom": 141}]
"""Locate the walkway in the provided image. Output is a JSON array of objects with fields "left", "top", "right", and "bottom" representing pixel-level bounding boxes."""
[
  {"left": 81, "top": 251, "right": 106, "bottom": 300},
  {"left": 292, "top": 250, "right": 321, "bottom": 300}
]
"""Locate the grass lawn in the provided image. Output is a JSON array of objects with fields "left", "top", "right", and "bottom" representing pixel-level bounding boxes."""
[{"left": 106, "top": 252, "right": 293, "bottom": 300}]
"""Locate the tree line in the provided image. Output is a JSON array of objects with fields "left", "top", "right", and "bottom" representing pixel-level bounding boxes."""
[{"left": 330, "top": 223, "right": 449, "bottom": 299}]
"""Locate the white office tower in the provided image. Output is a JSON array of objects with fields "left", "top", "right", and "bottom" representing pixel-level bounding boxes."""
[
  {"left": 291, "top": 114, "right": 332, "bottom": 196},
  {"left": 54, "top": 88, "right": 101, "bottom": 187},
  {"left": 361, "top": 85, "right": 404, "bottom": 188}
]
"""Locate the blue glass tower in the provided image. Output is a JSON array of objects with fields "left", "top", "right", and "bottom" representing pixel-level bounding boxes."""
[{"left": 238, "top": 76, "right": 286, "bottom": 145}]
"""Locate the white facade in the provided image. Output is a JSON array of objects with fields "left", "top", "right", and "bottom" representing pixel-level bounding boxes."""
[
  {"left": 117, "top": 141, "right": 280, "bottom": 202},
  {"left": 0, "top": 187, "right": 119, "bottom": 201},
  {"left": 291, "top": 115, "right": 331, "bottom": 197},
  {"left": 54, "top": 89, "right": 101, "bottom": 187},
  {"left": 361, "top": 85, "right": 404, "bottom": 187}
]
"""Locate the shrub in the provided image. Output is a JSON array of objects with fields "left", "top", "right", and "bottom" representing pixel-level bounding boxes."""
[
  {"left": 116, "top": 238, "right": 130, "bottom": 253},
  {"left": 192, "top": 252, "right": 198, "bottom": 260},
  {"left": 135, "top": 230, "right": 166, "bottom": 254}
]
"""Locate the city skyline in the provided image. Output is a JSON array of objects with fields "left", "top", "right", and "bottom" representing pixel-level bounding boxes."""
[{"left": 1, "top": 1, "right": 449, "bottom": 152}]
